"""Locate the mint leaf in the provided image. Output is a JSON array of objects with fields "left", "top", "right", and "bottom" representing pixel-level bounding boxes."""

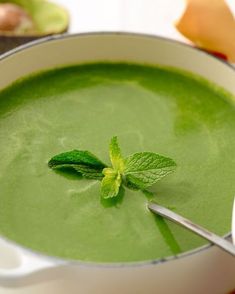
[
  {"left": 109, "top": 136, "right": 124, "bottom": 172},
  {"left": 123, "top": 177, "right": 140, "bottom": 190},
  {"left": 51, "top": 163, "right": 103, "bottom": 180},
  {"left": 124, "top": 152, "right": 176, "bottom": 189},
  {"left": 48, "top": 150, "right": 106, "bottom": 169},
  {"left": 101, "top": 168, "right": 122, "bottom": 198},
  {"left": 72, "top": 165, "right": 104, "bottom": 180},
  {"left": 48, "top": 150, "right": 106, "bottom": 180}
]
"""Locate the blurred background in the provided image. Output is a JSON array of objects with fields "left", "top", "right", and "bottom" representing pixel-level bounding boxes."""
[{"left": 0, "top": 0, "right": 235, "bottom": 61}]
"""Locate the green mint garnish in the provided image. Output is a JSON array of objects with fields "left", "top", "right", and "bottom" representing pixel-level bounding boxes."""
[
  {"left": 48, "top": 137, "right": 176, "bottom": 199},
  {"left": 124, "top": 152, "right": 176, "bottom": 190},
  {"left": 100, "top": 136, "right": 124, "bottom": 198},
  {"left": 101, "top": 168, "right": 122, "bottom": 199},
  {"left": 109, "top": 136, "right": 124, "bottom": 172},
  {"left": 48, "top": 150, "right": 107, "bottom": 180}
]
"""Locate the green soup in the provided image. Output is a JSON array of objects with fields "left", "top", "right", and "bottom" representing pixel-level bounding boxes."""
[{"left": 0, "top": 63, "right": 234, "bottom": 262}]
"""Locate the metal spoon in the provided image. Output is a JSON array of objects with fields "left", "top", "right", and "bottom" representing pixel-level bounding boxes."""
[{"left": 148, "top": 200, "right": 235, "bottom": 257}]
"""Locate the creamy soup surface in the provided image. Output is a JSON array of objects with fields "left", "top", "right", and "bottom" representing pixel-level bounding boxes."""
[{"left": 0, "top": 63, "right": 234, "bottom": 262}]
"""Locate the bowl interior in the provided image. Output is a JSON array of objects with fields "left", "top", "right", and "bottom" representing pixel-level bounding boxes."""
[{"left": 0, "top": 33, "right": 234, "bottom": 264}]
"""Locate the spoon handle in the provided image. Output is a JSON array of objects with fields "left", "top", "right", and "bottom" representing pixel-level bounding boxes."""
[{"left": 148, "top": 202, "right": 235, "bottom": 257}]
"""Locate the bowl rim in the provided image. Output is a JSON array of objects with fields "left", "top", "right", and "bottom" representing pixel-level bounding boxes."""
[{"left": 0, "top": 31, "right": 233, "bottom": 268}]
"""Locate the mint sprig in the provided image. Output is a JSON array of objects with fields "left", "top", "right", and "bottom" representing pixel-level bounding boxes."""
[{"left": 48, "top": 137, "right": 176, "bottom": 199}]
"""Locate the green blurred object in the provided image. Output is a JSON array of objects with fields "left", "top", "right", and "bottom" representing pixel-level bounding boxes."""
[{"left": 0, "top": 0, "right": 69, "bottom": 53}]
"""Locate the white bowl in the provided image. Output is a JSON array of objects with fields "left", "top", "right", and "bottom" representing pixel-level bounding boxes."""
[{"left": 0, "top": 33, "right": 235, "bottom": 294}]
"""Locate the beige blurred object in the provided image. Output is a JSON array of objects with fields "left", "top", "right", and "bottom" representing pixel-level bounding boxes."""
[{"left": 176, "top": 0, "right": 235, "bottom": 61}]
